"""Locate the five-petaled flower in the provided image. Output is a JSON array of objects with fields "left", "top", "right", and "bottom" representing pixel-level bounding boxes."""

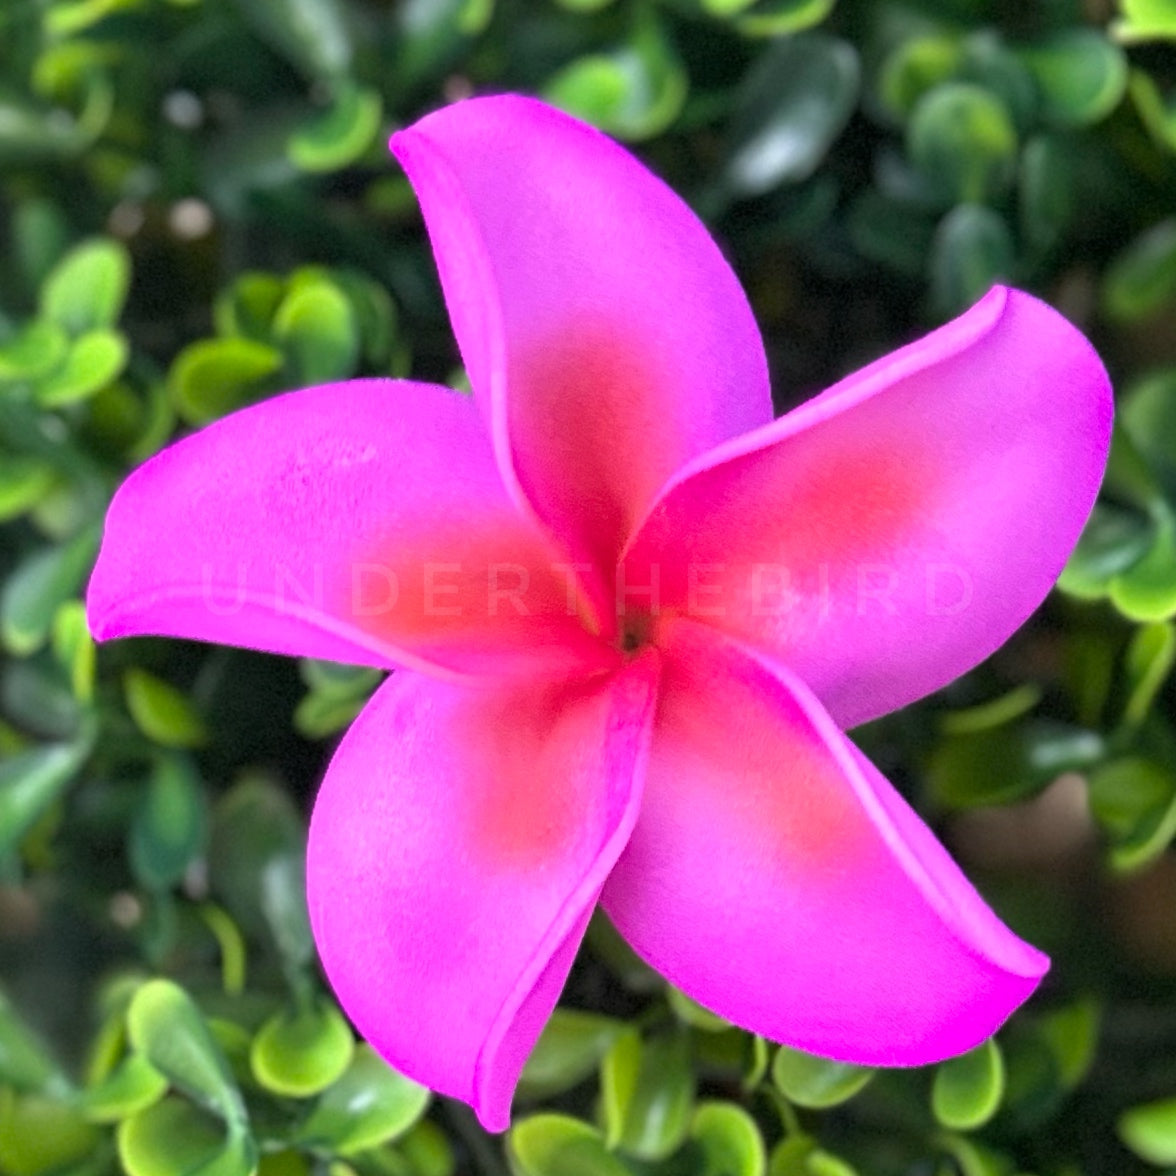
[{"left": 87, "top": 95, "right": 1112, "bottom": 1131}]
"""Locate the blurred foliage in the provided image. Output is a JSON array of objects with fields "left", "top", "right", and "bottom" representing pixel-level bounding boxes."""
[{"left": 4, "top": 0, "right": 1176, "bottom": 1173}]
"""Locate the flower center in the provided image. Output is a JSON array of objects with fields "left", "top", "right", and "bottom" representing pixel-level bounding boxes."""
[{"left": 619, "top": 609, "right": 654, "bottom": 655}]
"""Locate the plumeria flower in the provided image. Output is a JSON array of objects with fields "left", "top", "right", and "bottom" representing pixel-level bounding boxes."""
[{"left": 87, "top": 95, "right": 1112, "bottom": 1131}]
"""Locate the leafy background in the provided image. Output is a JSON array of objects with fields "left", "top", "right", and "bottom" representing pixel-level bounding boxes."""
[{"left": 3, "top": 0, "right": 1176, "bottom": 1173}]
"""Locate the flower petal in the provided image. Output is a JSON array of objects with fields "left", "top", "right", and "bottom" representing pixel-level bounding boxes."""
[
  {"left": 306, "top": 654, "right": 659, "bottom": 1131},
  {"left": 622, "top": 287, "right": 1113, "bottom": 728},
  {"left": 603, "top": 620, "right": 1047, "bottom": 1064},
  {"left": 88, "top": 378, "right": 616, "bottom": 679},
  {"left": 392, "top": 95, "right": 771, "bottom": 590}
]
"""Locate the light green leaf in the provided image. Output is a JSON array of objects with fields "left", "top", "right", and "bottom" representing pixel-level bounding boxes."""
[
  {"left": 81, "top": 1054, "right": 168, "bottom": 1124},
  {"left": 1120, "top": 1096, "right": 1176, "bottom": 1165},
  {"left": 294, "top": 1044, "right": 430, "bottom": 1154},
  {"left": 1089, "top": 756, "right": 1176, "bottom": 871},
  {"left": 0, "top": 739, "right": 90, "bottom": 860},
  {"left": 250, "top": 1000, "right": 353, "bottom": 1097},
  {"left": 1019, "top": 29, "right": 1126, "bottom": 127},
  {"left": 169, "top": 337, "right": 283, "bottom": 425},
  {"left": 932, "top": 1039, "right": 1005, "bottom": 1130},
  {"left": 125, "top": 669, "right": 207, "bottom": 749},
  {"left": 0, "top": 989, "right": 64, "bottom": 1094},
  {"left": 518, "top": 1009, "right": 628, "bottom": 1100},
  {"left": 288, "top": 83, "right": 383, "bottom": 173},
  {"left": 0, "top": 1089, "right": 99, "bottom": 1176},
  {"left": 509, "top": 1114, "right": 631, "bottom": 1176},
  {"left": 36, "top": 328, "right": 129, "bottom": 407},
  {"left": 273, "top": 281, "right": 359, "bottom": 384},
  {"left": 691, "top": 1101, "right": 766, "bottom": 1176},
  {"left": 0, "top": 458, "right": 58, "bottom": 524},
  {"left": 118, "top": 1098, "right": 257, "bottom": 1176},
  {"left": 0, "top": 320, "right": 68, "bottom": 382},
  {"left": 771, "top": 1045, "right": 873, "bottom": 1109},
  {"left": 40, "top": 238, "right": 131, "bottom": 334},
  {"left": 2, "top": 528, "right": 99, "bottom": 656},
  {"left": 126, "top": 979, "right": 246, "bottom": 1125}
]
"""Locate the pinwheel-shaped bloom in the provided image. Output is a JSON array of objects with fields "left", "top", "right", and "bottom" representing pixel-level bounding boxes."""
[{"left": 88, "top": 96, "right": 1112, "bottom": 1131}]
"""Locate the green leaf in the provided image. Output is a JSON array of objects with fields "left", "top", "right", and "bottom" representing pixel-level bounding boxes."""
[
  {"left": 604, "top": 1031, "right": 695, "bottom": 1160},
  {"left": 273, "top": 280, "right": 359, "bottom": 384},
  {"left": 1058, "top": 504, "right": 1154, "bottom": 599},
  {"left": 929, "top": 205, "right": 1014, "bottom": 319},
  {"left": 771, "top": 1045, "right": 873, "bottom": 1109},
  {"left": 1019, "top": 29, "right": 1126, "bottom": 127},
  {"left": 118, "top": 1098, "right": 257, "bottom": 1176},
  {"left": 0, "top": 1089, "right": 99, "bottom": 1176},
  {"left": 0, "top": 457, "right": 58, "bottom": 524},
  {"left": 1120, "top": 1096, "right": 1176, "bottom": 1165},
  {"left": 0, "top": 989, "right": 64, "bottom": 1093},
  {"left": 733, "top": 0, "right": 836, "bottom": 38},
  {"left": 509, "top": 1114, "right": 632, "bottom": 1176},
  {"left": 126, "top": 979, "right": 246, "bottom": 1126},
  {"left": 1109, "top": 514, "right": 1176, "bottom": 621},
  {"left": 932, "top": 1039, "right": 1006, "bottom": 1130},
  {"left": 1104, "top": 219, "right": 1176, "bottom": 322},
  {"left": 723, "top": 33, "right": 859, "bottom": 196},
  {"left": 1039, "top": 998, "right": 1100, "bottom": 1091},
  {"left": 1123, "top": 620, "right": 1176, "bottom": 727},
  {"left": 169, "top": 337, "right": 283, "bottom": 425},
  {"left": 1018, "top": 134, "right": 1077, "bottom": 255},
  {"left": 1089, "top": 756, "right": 1176, "bottom": 871},
  {"left": 40, "top": 238, "right": 131, "bottom": 334},
  {"left": 908, "top": 83, "right": 1017, "bottom": 204},
  {"left": 129, "top": 754, "right": 209, "bottom": 891},
  {"left": 876, "top": 34, "right": 962, "bottom": 121},
  {"left": 667, "top": 986, "right": 732, "bottom": 1033},
  {"left": 233, "top": 0, "right": 353, "bottom": 78},
  {"left": 288, "top": 83, "right": 383, "bottom": 173},
  {"left": 81, "top": 1054, "right": 168, "bottom": 1124},
  {"left": 250, "top": 1000, "right": 353, "bottom": 1097},
  {"left": 294, "top": 1044, "right": 429, "bottom": 1154},
  {"left": 44, "top": 0, "right": 141, "bottom": 36},
  {"left": 0, "top": 320, "right": 69, "bottom": 382},
  {"left": 213, "top": 273, "right": 287, "bottom": 342},
  {"left": 292, "top": 691, "right": 367, "bottom": 740},
  {"left": 544, "top": 9, "right": 687, "bottom": 141},
  {"left": 0, "top": 740, "right": 90, "bottom": 860},
  {"left": 940, "top": 684, "right": 1041, "bottom": 736},
  {"left": 518, "top": 1010, "right": 627, "bottom": 1100},
  {"left": 1114, "top": 0, "right": 1176, "bottom": 42},
  {"left": 691, "top": 1101, "right": 766, "bottom": 1176},
  {"left": 1, "top": 527, "right": 100, "bottom": 655},
  {"left": 1129, "top": 67, "right": 1176, "bottom": 152},
  {"left": 51, "top": 600, "right": 95, "bottom": 703},
  {"left": 36, "top": 328, "right": 129, "bottom": 407},
  {"left": 125, "top": 669, "right": 207, "bottom": 749}
]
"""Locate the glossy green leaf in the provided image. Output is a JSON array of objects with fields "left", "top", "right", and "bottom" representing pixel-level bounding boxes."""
[
  {"left": 1120, "top": 1096, "right": 1176, "bottom": 1165},
  {"left": 118, "top": 1098, "right": 257, "bottom": 1176},
  {"left": 250, "top": 1000, "right": 353, "bottom": 1097},
  {"left": 169, "top": 337, "right": 283, "bottom": 425},
  {"left": 935, "top": 1135, "right": 1016, "bottom": 1176},
  {"left": 0, "top": 739, "right": 90, "bottom": 860},
  {"left": 509, "top": 1114, "right": 631, "bottom": 1176},
  {"left": 908, "top": 83, "right": 1017, "bottom": 203},
  {"left": 126, "top": 979, "right": 246, "bottom": 1125},
  {"left": 125, "top": 669, "right": 207, "bottom": 749},
  {"left": 0, "top": 1088, "right": 99, "bottom": 1176},
  {"left": 691, "top": 1101, "right": 766, "bottom": 1176},
  {"left": 81, "top": 1054, "right": 168, "bottom": 1124},
  {"left": 39, "top": 238, "right": 130, "bottom": 334},
  {"left": 129, "top": 754, "right": 209, "bottom": 891},
  {"left": 273, "top": 281, "right": 359, "bottom": 384},
  {"left": 294, "top": 1044, "right": 429, "bottom": 1154},
  {"left": 398, "top": 1120, "right": 455, "bottom": 1176},
  {"left": 940, "top": 684, "right": 1041, "bottom": 736},
  {"left": 1104, "top": 219, "right": 1176, "bottom": 321},
  {"left": 292, "top": 691, "right": 367, "bottom": 740},
  {"left": 1058, "top": 504, "right": 1154, "bottom": 599},
  {"left": 604, "top": 1031, "right": 695, "bottom": 1159},
  {"left": 929, "top": 204, "right": 1014, "bottom": 319},
  {"left": 1123, "top": 368, "right": 1176, "bottom": 498},
  {"left": 1019, "top": 30, "right": 1126, "bottom": 127},
  {"left": 771, "top": 1045, "right": 873, "bottom": 1109},
  {"left": 288, "top": 83, "right": 383, "bottom": 172},
  {"left": 1089, "top": 756, "right": 1176, "bottom": 871},
  {"left": 1109, "top": 514, "right": 1176, "bottom": 621},
  {"left": 932, "top": 1039, "right": 1005, "bottom": 1130},
  {"left": 213, "top": 273, "right": 286, "bottom": 342},
  {"left": 0, "top": 320, "right": 68, "bottom": 382},
  {"left": 2, "top": 527, "right": 100, "bottom": 656},
  {"left": 518, "top": 1009, "right": 627, "bottom": 1100},
  {"left": 723, "top": 33, "right": 859, "bottom": 196}
]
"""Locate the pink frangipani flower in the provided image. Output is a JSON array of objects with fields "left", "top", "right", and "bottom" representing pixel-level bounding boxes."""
[{"left": 87, "top": 95, "right": 1112, "bottom": 1131}]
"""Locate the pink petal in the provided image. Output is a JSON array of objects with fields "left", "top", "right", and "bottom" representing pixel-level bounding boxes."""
[
  {"left": 603, "top": 620, "right": 1048, "bottom": 1064},
  {"left": 87, "top": 378, "right": 616, "bottom": 679},
  {"left": 622, "top": 287, "right": 1113, "bottom": 728},
  {"left": 392, "top": 96, "right": 771, "bottom": 595},
  {"left": 306, "top": 653, "right": 660, "bottom": 1131}
]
